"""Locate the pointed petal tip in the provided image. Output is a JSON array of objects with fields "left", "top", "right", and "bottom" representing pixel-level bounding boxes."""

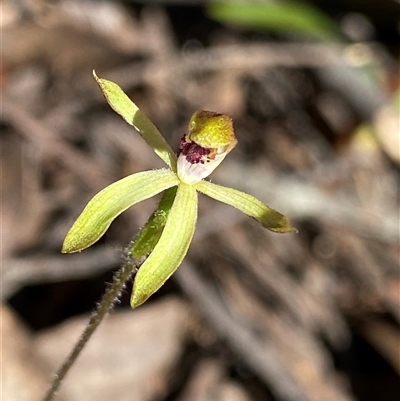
[
  {"left": 269, "top": 225, "right": 298, "bottom": 234},
  {"left": 130, "top": 291, "right": 150, "bottom": 310},
  {"left": 263, "top": 215, "right": 297, "bottom": 234},
  {"left": 196, "top": 181, "right": 296, "bottom": 234},
  {"left": 259, "top": 216, "right": 297, "bottom": 234},
  {"left": 61, "top": 237, "right": 85, "bottom": 254},
  {"left": 61, "top": 237, "right": 73, "bottom": 253}
]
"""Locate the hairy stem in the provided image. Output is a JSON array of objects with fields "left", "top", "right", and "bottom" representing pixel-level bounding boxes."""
[
  {"left": 42, "top": 257, "right": 143, "bottom": 401},
  {"left": 43, "top": 187, "right": 177, "bottom": 401}
]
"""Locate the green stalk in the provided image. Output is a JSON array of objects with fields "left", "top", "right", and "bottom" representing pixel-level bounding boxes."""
[
  {"left": 128, "top": 186, "right": 178, "bottom": 258},
  {"left": 42, "top": 187, "right": 177, "bottom": 401}
]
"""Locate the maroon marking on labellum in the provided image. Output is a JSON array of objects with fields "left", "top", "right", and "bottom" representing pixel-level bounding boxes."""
[
  {"left": 178, "top": 135, "right": 192, "bottom": 155},
  {"left": 178, "top": 136, "right": 211, "bottom": 164}
]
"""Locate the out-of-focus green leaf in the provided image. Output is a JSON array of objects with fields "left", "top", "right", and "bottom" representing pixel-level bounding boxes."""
[
  {"left": 208, "top": 1, "right": 344, "bottom": 40},
  {"left": 93, "top": 71, "right": 177, "bottom": 171},
  {"left": 62, "top": 169, "right": 179, "bottom": 253},
  {"left": 131, "top": 183, "right": 198, "bottom": 309},
  {"left": 196, "top": 180, "right": 296, "bottom": 233}
]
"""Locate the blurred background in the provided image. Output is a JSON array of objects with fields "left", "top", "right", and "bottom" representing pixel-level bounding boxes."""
[{"left": 1, "top": 1, "right": 399, "bottom": 401}]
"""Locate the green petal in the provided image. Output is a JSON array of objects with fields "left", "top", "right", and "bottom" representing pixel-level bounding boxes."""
[
  {"left": 93, "top": 71, "right": 177, "bottom": 171},
  {"left": 131, "top": 183, "right": 198, "bottom": 309},
  {"left": 62, "top": 169, "right": 179, "bottom": 253},
  {"left": 195, "top": 180, "right": 296, "bottom": 233}
]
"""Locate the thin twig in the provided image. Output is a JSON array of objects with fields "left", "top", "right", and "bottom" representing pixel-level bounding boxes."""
[
  {"left": 42, "top": 256, "right": 144, "bottom": 401},
  {"left": 176, "top": 263, "right": 312, "bottom": 401},
  {"left": 1, "top": 97, "right": 111, "bottom": 190}
]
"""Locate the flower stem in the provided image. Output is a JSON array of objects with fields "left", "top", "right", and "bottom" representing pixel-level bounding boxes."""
[
  {"left": 42, "top": 187, "right": 177, "bottom": 401},
  {"left": 128, "top": 186, "right": 177, "bottom": 258},
  {"left": 42, "top": 257, "right": 143, "bottom": 401}
]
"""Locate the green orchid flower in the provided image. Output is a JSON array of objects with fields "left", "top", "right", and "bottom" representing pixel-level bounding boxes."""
[{"left": 62, "top": 71, "right": 296, "bottom": 310}]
